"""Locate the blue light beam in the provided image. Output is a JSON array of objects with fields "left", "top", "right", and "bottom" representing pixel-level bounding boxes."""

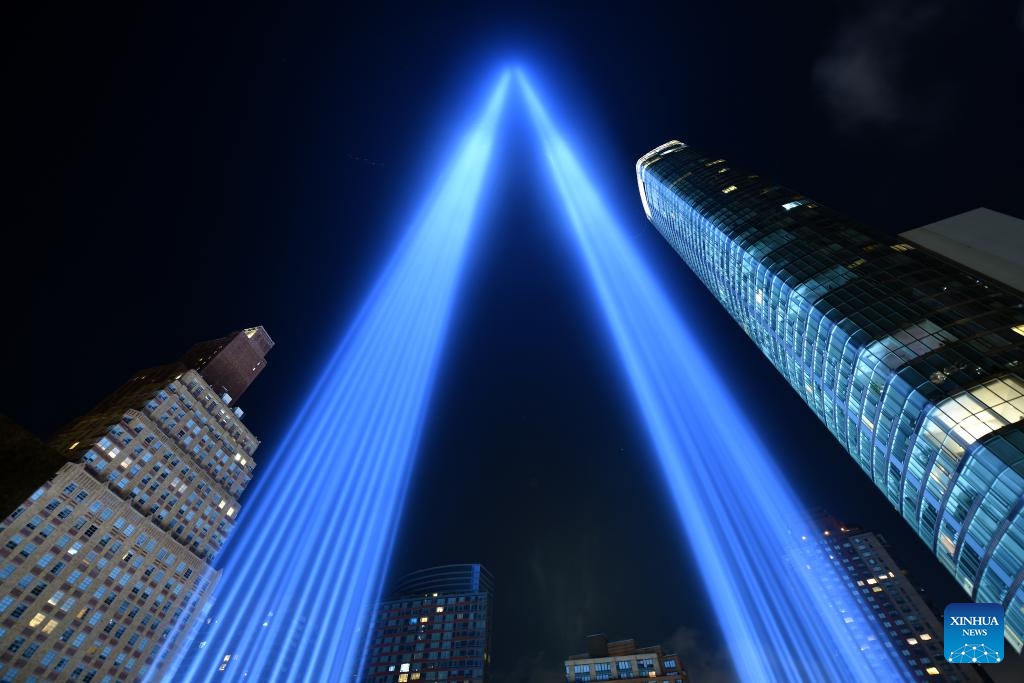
[
  {"left": 517, "top": 71, "right": 914, "bottom": 683},
  {"left": 165, "top": 71, "right": 511, "bottom": 683}
]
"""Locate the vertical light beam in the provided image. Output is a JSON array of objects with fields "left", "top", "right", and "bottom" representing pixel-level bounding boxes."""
[
  {"left": 517, "top": 71, "right": 913, "bottom": 682},
  {"left": 164, "top": 71, "right": 511, "bottom": 682}
]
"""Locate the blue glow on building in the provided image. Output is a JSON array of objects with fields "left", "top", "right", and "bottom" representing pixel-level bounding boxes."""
[
  {"left": 156, "top": 67, "right": 953, "bottom": 682},
  {"left": 516, "top": 71, "right": 914, "bottom": 682},
  {"left": 164, "top": 72, "right": 510, "bottom": 682}
]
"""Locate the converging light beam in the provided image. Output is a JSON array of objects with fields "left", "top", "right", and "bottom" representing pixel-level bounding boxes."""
[
  {"left": 164, "top": 72, "right": 511, "bottom": 682},
  {"left": 517, "top": 71, "right": 914, "bottom": 682}
]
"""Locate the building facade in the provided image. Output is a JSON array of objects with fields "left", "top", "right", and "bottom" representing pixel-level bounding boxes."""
[
  {"left": 563, "top": 634, "right": 687, "bottom": 682},
  {"left": 0, "top": 328, "right": 272, "bottom": 682},
  {"left": 636, "top": 141, "right": 1024, "bottom": 651},
  {"left": 798, "top": 514, "right": 990, "bottom": 682},
  {"left": 363, "top": 564, "right": 493, "bottom": 683}
]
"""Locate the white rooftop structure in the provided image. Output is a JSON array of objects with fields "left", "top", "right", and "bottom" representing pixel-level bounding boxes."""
[{"left": 900, "top": 207, "right": 1024, "bottom": 294}]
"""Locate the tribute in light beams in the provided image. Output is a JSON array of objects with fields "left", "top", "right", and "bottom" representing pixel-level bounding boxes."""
[
  {"left": 166, "top": 72, "right": 510, "bottom": 682},
  {"left": 517, "top": 72, "right": 913, "bottom": 683}
]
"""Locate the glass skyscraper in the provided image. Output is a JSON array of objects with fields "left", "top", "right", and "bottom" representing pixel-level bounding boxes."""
[
  {"left": 636, "top": 141, "right": 1024, "bottom": 651},
  {"left": 362, "top": 564, "right": 493, "bottom": 683}
]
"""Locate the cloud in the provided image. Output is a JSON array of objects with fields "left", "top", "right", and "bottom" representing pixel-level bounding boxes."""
[{"left": 812, "top": 1, "right": 946, "bottom": 131}]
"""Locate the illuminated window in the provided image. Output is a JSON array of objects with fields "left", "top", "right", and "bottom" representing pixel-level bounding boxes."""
[
  {"left": 69, "top": 442, "right": 79, "bottom": 450},
  {"left": 28, "top": 612, "right": 47, "bottom": 627},
  {"left": 872, "top": 587, "right": 882, "bottom": 593},
  {"left": 928, "top": 376, "right": 1024, "bottom": 445},
  {"left": 891, "top": 243, "right": 915, "bottom": 252},
  {"left": 866, "top": 578, "right": 877, "bottom": 585},
  {"left": 704, "top": 159, "right": 726, "bottom": 167},
  {"left": 919, "top": 633, "right": 931, "bottom": 641},
  {"left": 436, "top": 606, "right": 444, "bottom": 613},
  {"left": 925, "top": 667, "right": 940, "bottom": 675},
  {"left": 42, "top": 619, "right": 59, "bottom": 634},
  {"left": 906, "top": 637, "right": 918, "bottom": 645},
  {"left": 400, "top": 663, "right": 411, "bottom": 673},
  {"left": 722, "top": 185, "right": 738, "bottom": 194},
  {"left": 1013, "top": 324, "right": 1024, "bottom": 338}
]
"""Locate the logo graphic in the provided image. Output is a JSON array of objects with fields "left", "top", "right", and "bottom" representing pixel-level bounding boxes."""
[{"left": 944, "top": 603, "right": 1004, "bottom": 664}]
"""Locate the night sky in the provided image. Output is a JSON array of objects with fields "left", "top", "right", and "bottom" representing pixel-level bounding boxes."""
[{"left": 5, "top": 2, "right": 1024, "bottom": 681}]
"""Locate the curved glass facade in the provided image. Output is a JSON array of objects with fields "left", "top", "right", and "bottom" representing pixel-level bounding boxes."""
[
  {"left": 394, "top": 563, "right": 494, "bottom": 598},
  {"left": 363, "top": 565, "right": 493, "bottom": 682},
  {"left": 636, "top": 141, "right": 1024, "bottom": 651}
]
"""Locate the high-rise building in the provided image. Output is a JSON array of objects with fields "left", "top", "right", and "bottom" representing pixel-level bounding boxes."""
[
  {"left": 563, "top": 634, "right": 688, "bottom": 682},
  {"left": 0, "top": 327, "right": 272, "bottom": 682},
  {"left": 635, "top": 140, "right": 1024, "bottom": 651},
  {"left": 798, "top": 513, "right": 991, "bottom": 682},
  {"left": 362, "top": 564, "right": 493, "bottom": 683}
]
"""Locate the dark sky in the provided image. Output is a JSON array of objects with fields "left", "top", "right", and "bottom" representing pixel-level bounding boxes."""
[{"left": 5, "top": 2, "right": 1024, "bottom": 681}]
